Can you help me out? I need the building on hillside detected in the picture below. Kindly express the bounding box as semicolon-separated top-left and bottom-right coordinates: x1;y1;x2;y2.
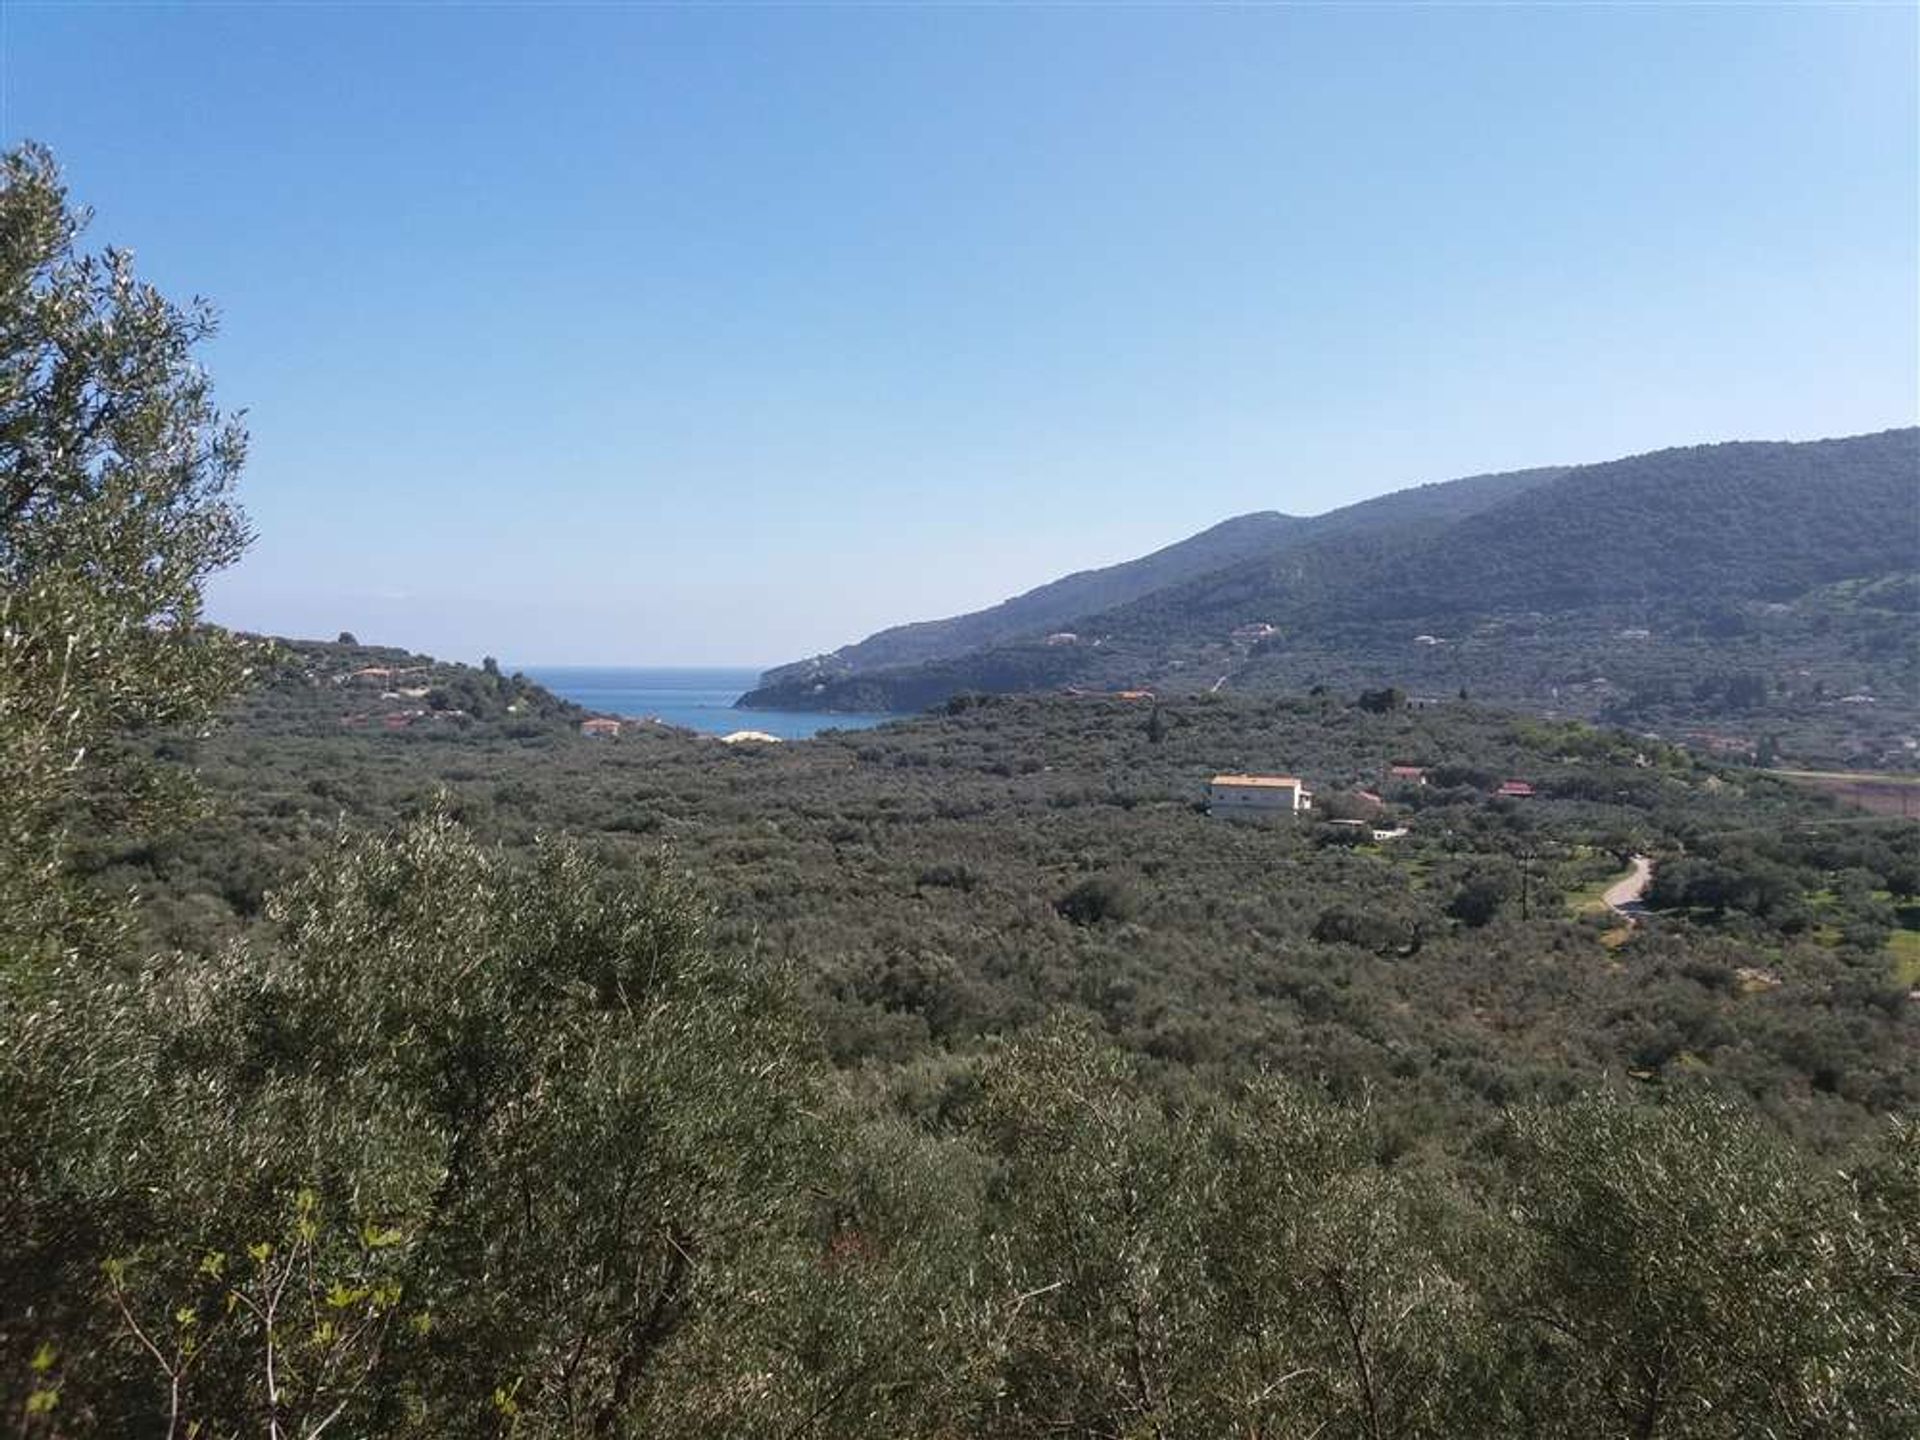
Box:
1232;622;1276;640
1386;764;1429;785
580;718;623;738
1112;689;1155;701
1209;773;1313;816
1495;779;1536;798
1045;632;1080;646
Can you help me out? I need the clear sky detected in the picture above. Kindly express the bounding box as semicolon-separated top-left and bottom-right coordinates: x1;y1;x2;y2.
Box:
5;3;1915;666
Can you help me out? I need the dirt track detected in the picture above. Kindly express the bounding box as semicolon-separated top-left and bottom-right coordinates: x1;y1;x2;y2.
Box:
1603;855;1653;919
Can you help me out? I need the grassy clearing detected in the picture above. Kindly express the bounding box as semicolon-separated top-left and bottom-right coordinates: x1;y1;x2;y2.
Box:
1888;928;1920;988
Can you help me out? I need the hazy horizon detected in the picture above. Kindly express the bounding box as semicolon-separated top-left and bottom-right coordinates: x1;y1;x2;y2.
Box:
7;4;1915;665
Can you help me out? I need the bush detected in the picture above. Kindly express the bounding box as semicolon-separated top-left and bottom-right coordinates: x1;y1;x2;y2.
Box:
1056;875;1139;927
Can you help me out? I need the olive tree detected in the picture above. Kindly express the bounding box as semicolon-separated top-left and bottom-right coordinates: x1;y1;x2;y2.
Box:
1498;1095;1918;1436
0;140;250;964
22;818;844;1437
1;141;251;1431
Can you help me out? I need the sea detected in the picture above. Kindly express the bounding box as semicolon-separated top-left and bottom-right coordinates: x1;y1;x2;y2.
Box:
522;666;901;741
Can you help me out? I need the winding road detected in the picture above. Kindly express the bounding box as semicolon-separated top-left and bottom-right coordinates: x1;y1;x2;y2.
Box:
1603;855;1654;922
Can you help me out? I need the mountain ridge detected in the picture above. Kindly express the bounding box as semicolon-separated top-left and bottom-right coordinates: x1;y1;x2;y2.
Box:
742;428;1920;768
758;509;1304;688
756;460;1569;693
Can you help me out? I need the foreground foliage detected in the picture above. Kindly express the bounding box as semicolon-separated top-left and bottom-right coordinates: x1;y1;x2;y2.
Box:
11;886;1918;1435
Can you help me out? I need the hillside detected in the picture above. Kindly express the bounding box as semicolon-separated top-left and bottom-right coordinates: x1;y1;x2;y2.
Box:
755;464;1573;694
758;510;1303;688
111;654;1920;1142
743;430;1920;768
1109;429;1919;635
228;635;586;736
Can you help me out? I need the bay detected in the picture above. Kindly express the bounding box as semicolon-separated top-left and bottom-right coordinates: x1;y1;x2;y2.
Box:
523;666;901;740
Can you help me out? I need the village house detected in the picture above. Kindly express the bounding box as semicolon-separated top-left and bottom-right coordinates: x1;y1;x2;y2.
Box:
580;718;623;738
1496;779;1536;798
1045;632;1079;646
1209;773;1313;816
1231;622;1276;640
1386;764;1429;785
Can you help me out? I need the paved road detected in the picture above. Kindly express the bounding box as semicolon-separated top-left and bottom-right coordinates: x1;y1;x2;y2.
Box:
1604;855;1654;921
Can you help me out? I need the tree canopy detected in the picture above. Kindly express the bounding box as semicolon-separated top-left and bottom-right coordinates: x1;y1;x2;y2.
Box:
0;141;250;965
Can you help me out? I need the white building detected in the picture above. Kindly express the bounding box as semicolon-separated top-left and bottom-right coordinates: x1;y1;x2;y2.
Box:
1209;773;1313;816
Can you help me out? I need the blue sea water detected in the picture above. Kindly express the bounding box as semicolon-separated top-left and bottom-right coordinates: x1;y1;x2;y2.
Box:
523;666;900;741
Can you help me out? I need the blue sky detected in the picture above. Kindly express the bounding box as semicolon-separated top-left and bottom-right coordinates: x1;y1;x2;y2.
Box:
5;3;1915;666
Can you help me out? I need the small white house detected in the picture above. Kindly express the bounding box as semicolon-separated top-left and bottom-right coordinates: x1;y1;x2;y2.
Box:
1209;773;1313;816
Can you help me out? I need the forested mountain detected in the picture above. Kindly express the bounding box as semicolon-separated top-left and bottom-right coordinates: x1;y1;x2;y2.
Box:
1109;429;1918;633
744;431;1920;769
757;463;1565;693
759;510;1302;686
